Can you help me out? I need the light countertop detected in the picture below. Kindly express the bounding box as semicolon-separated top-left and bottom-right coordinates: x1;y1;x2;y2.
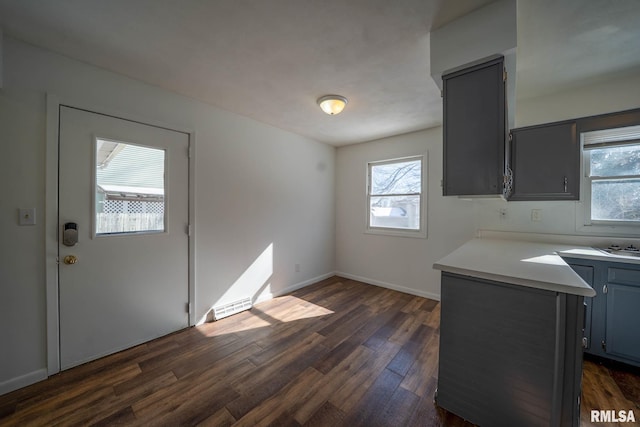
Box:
557;247;640;265
433;238;597;297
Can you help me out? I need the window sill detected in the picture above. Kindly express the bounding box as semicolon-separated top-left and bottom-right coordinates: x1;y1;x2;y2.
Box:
365;227;427;239
575;201;640;237
576;223;640;237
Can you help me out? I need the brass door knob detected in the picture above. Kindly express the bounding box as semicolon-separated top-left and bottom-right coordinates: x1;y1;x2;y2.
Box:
63;255;78;265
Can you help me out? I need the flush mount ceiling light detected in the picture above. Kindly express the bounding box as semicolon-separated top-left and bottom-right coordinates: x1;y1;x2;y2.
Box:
317;95;348;115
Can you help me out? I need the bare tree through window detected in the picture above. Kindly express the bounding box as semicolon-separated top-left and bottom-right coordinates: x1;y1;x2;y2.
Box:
589;143;640;222
368;157;422;231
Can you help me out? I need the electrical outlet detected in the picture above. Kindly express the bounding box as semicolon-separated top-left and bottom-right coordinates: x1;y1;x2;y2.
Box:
531;209;542;222
499;208;507;220
295;263;300;272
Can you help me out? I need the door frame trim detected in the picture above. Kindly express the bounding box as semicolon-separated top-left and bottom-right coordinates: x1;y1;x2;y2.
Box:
45;94;196;375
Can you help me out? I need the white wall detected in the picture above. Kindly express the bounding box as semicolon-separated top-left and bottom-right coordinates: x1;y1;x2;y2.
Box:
430;0;516;88
514;71;640;128
0;37;335;393
475;72;640;237
335;128;477;300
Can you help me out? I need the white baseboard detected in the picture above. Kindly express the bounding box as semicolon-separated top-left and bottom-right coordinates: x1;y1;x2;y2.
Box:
335;271;441;301
254;271;337;304
0;368;47;396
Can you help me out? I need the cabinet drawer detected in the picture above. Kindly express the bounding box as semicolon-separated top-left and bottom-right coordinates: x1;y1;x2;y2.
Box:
608;267;640;286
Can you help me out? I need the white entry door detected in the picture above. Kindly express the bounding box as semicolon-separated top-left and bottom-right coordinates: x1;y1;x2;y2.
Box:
58;106;190;370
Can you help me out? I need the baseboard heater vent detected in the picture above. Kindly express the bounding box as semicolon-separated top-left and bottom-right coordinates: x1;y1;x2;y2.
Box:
213;297;253;320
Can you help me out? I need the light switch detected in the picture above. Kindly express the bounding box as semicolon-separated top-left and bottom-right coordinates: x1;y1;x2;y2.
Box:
19;208;36;225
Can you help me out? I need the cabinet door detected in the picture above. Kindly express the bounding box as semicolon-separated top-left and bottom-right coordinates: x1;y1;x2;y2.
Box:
443;55;505;196
605;283;640;362
507;121;579;200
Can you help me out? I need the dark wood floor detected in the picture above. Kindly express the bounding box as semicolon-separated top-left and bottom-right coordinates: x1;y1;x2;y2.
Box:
0;276;638;426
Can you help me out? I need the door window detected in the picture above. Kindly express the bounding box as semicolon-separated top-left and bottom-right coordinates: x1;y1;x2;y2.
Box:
95;139;166;235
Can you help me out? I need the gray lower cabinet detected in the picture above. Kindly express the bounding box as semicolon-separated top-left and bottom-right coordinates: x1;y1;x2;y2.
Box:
507;120;579;201
437;272;584;427
564;258;640;367
606;283;640;360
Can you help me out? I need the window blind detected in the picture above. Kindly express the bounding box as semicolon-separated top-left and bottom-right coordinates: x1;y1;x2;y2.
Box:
583;124;640;150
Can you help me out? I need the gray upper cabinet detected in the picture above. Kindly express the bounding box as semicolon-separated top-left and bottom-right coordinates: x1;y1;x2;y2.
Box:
442;55;505;196
506;120;579;201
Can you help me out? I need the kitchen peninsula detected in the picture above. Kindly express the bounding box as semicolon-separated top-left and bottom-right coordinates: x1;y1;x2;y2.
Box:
433;238;596;427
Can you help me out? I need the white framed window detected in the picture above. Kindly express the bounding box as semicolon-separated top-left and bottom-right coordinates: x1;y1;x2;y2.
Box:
578;124;640;234
366;155;427;238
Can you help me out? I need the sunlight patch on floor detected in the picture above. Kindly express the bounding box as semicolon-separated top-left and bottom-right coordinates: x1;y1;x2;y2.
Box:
256;295;334;322
198;295;334;336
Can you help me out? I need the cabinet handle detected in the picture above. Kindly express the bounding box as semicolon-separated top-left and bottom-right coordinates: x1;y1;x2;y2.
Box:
564;176;568;193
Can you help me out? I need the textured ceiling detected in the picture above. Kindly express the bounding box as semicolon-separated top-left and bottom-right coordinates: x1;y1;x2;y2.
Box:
0;0;638;146
0;0;495;145
516;0;640;99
